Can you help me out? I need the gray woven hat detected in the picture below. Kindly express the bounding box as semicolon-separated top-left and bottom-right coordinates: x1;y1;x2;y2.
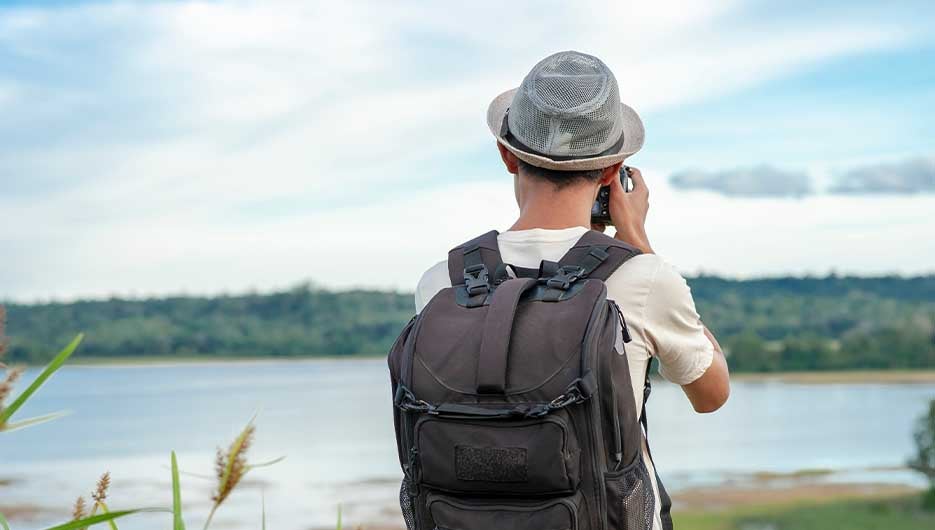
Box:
487;50;644;171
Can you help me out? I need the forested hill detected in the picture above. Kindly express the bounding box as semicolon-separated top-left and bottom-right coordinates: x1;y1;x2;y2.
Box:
3;276;934;372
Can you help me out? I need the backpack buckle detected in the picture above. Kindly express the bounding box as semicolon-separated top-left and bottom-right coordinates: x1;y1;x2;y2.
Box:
394;385;435;413
463;263;490;296
546;265;585;290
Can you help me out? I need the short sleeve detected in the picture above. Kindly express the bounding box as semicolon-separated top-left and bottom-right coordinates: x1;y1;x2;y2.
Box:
642;262;714;385
415;260;451;313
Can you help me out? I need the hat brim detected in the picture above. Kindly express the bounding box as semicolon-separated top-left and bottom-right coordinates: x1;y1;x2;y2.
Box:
486;87;645;171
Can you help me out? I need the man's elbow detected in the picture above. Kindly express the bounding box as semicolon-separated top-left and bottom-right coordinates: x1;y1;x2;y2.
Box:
691;383;730;413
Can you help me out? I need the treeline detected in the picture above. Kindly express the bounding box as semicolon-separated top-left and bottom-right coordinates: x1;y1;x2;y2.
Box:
689;275;935;371
3;276;934;372
2;285;413;362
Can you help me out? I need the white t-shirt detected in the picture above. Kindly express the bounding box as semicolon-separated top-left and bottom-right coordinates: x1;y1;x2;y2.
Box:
415;226;715;530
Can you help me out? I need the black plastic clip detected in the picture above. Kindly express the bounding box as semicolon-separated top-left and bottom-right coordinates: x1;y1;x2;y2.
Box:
394;385;434;413
546;265;585;290
463;263;490;296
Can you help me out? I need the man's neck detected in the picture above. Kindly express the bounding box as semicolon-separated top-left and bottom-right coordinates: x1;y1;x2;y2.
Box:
509;185;593;232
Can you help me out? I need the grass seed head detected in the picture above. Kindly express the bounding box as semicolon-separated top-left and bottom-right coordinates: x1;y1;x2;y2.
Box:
212;423;256;505
72;496;87;521
92;471;111;503
0;366;24;408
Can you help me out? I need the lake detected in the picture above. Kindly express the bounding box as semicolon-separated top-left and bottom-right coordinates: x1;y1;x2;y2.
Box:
1;359;933;529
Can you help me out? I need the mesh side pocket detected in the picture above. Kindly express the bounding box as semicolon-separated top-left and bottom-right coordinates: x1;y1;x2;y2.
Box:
604;456;655;530
399;477;417;530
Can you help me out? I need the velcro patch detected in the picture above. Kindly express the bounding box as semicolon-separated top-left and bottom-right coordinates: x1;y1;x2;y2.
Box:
455;445;527;482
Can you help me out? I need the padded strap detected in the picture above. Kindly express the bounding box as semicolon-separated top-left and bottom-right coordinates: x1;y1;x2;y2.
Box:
447;230;502;286
557;229;641;281
476;277;538;394
538;259;560;279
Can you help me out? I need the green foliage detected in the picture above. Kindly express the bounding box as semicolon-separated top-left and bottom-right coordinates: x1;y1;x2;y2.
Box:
691;275;935;372
924;488;935;512
171;451;186;530
0;334;83;431
908;398;935;506
676;495;935;530
4;286;411;363
3;277;935;372
44;509;169;530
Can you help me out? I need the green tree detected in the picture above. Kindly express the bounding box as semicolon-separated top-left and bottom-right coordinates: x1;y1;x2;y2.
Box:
908;398;935;510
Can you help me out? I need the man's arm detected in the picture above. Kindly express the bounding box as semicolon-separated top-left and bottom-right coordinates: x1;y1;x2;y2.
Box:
682;326;730;413
606;166;730;413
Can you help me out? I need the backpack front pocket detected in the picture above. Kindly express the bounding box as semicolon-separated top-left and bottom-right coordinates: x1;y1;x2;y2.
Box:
427;491;584;530
414;410;580;495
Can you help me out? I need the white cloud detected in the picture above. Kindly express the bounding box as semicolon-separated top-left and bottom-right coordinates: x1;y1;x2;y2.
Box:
0;0;930;300
831;157;935;194
670;165;812;197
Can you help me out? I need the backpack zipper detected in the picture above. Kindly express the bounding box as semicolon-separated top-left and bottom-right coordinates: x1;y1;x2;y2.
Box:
607;301;626;470
426;492;580;530
398;312;429;529
609;299;631;346
581;289;609;530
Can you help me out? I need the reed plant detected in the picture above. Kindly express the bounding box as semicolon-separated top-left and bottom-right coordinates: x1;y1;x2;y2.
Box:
69;473;122;530
0;306;339;530
0;331;83;433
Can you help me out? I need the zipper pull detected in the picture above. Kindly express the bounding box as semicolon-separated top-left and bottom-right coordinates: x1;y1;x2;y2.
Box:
612;300;632;342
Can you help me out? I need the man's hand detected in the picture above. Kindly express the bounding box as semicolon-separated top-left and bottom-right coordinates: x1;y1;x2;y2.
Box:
609;166;654;254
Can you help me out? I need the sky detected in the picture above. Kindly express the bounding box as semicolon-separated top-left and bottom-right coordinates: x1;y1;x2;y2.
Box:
1;0;934;302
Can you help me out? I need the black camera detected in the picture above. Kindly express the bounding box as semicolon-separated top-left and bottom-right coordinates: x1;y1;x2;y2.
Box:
590;166;633;225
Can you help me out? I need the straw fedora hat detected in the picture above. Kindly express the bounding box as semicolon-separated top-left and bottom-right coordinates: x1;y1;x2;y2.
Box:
487;51;644;172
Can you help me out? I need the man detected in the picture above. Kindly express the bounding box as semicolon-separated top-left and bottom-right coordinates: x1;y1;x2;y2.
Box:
413;51;730;529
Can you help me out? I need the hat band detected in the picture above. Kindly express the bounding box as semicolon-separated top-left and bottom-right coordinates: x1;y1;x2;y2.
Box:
501;110;626;163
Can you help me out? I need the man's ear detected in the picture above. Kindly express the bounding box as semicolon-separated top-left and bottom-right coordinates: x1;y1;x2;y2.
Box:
497;142;520;175
599;162;623;186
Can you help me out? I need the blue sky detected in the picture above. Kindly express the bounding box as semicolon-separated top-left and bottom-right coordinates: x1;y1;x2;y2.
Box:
1;0;933;301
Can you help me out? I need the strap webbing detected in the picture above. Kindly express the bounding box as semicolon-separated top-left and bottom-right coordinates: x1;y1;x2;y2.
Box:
476;277;538;394
641;358;674;530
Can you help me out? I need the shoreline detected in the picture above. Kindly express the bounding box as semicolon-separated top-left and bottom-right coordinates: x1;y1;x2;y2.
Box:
3;467;925;528
34;357;935;384
37;354;387;368
732;370;935;384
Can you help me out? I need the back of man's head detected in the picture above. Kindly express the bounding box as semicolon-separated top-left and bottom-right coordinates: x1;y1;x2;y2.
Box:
516;159;606;191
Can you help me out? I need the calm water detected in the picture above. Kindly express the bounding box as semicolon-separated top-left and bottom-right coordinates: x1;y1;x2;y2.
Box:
1;360;932;529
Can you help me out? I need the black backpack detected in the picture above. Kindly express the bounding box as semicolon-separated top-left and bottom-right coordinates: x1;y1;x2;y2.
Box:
388;229;673;530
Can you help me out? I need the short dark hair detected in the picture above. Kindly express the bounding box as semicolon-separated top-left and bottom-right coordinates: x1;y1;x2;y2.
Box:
517;159;604;190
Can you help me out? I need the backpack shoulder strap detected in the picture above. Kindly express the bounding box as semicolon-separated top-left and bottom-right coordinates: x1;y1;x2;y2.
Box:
447;230;503;285
447;230;504;307
556;229;641;282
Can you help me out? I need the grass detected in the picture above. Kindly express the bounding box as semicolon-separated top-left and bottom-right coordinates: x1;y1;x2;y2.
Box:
0;334;82;431
171;452;185;530
676;495;935;530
